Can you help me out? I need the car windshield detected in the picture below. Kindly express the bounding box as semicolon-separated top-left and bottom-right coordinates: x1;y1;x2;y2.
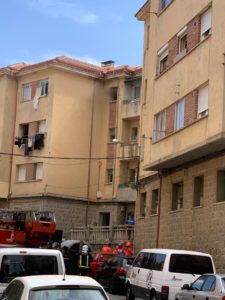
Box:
29;288;107;300
0;255;58;283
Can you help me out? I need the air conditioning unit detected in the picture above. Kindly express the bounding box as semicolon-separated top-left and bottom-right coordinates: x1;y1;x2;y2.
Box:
96;191;102;199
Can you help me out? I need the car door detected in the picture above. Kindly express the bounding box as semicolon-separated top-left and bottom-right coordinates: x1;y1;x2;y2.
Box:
179;275;208;300
129;252;145;297
196;275;218;300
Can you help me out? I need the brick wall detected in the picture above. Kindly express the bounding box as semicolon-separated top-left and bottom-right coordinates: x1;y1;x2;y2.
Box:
168;35;179;67
187;15;201;51
165;105;175;135
184;90;198;126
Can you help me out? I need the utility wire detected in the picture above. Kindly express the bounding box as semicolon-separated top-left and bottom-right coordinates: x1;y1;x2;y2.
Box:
0;151;139;161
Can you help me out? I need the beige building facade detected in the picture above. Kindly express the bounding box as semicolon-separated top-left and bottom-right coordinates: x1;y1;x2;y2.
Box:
136;0;225;271
0;57;141;238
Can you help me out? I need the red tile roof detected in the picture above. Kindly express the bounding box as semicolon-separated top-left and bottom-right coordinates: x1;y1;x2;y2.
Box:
0;56;142;78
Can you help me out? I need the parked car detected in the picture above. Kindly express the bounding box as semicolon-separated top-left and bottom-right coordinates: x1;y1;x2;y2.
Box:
0;274;109;300
175;274;225;300
90;253;134;294
0;248;65;296
126;248;216;300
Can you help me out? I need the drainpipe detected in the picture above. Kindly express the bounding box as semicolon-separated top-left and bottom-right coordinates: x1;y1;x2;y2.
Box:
85;80;96;226
156;172;162;248
7;76;18;209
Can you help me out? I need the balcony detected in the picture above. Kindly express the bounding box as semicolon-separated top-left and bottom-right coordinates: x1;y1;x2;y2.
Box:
117;182;137;202
70;225;134;245
119;143;139;160
122;99;140;119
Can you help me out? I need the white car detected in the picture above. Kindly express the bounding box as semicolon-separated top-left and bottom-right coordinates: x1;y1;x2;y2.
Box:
0;275;110;300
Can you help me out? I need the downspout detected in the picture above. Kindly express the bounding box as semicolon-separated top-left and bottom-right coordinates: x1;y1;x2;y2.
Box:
85;80;96;226
7;76;18;208
156;172;162;248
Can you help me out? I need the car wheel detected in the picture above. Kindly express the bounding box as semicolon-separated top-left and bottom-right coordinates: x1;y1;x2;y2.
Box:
109;278;116;294
126;284;135;300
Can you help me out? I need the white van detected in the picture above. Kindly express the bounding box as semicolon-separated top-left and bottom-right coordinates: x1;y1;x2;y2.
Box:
126;248;215;300
0;247;65;295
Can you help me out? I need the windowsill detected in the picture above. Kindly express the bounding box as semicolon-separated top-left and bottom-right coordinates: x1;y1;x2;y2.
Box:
214;201;225;206
152;114;208;144
104;183;113;186
138;216;145;220
15;179;42;183
21;95;48;103
192;205;203;209
150;213;158;217
170;209;183;214
155;34;211;80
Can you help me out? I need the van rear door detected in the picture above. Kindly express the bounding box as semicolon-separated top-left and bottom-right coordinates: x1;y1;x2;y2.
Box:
166;253;215;300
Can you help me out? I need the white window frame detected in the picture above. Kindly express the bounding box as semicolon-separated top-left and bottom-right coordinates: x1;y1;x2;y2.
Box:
106;169;113;184
40;79;48;97
157;44;168;74
177;26;187;53
36;163;43;180
22;84;32;101
198;84;209;118
18;165;26;182
175;99;185;130
201;7;212;40
154;111;166;141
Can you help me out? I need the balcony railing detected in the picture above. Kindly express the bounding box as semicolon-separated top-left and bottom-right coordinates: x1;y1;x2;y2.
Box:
118;183;137;202
70;225;134;244
119;143;139;159
122;99;140;118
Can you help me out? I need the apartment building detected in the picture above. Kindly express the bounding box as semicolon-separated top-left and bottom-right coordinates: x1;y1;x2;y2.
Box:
136;0;225;270
0;57;141;237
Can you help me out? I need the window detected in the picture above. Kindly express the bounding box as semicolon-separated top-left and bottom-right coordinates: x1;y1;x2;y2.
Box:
217;170;225;202
22;84;32;101
151;189;159;214
40;79;48;96
0;280;24;300
134;86;141;100
147;253;166;271
178;27;188;53
99;212;110;226
38;120;46;133
131;127;138;142
202;276;216;291
17;163;43;182
201;8;212;40
140;192;146;217
160;0;172;11
129;169;136;183
106;169;113;184
154;111;165;140
144;79;148;103
146;25;150;50
169;254;214;274
175;99;185;130
110;87;118;101
158;44;168;74
198;84;209;118
194;176;204;207
172;182;183;211
109;128;116;142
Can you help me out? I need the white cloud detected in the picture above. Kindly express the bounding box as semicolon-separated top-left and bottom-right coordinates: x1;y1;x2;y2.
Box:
28;0;100;24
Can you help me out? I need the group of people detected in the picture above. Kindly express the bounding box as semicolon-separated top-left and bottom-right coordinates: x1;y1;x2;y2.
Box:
101;241;133;256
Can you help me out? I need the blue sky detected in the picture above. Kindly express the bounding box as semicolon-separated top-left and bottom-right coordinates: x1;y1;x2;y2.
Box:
0;0;145;68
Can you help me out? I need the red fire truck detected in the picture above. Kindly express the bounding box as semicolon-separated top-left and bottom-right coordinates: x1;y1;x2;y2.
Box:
0;210;61;247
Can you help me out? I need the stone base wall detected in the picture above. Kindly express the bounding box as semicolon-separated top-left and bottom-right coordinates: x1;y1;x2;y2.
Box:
135;154;225;272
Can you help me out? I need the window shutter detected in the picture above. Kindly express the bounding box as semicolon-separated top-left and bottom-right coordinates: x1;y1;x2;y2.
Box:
201;8;212;38
36;163;43;180
38;120;46;133
198;85;209;115
176;99;185;129
18;165;26;181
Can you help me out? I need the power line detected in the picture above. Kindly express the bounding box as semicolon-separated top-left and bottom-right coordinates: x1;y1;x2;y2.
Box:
0;151;139;161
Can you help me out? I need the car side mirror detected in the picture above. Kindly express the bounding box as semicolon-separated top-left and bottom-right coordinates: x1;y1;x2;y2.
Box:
181;284;190;290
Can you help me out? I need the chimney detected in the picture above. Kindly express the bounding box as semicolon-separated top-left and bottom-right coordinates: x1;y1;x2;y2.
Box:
101;60;115;68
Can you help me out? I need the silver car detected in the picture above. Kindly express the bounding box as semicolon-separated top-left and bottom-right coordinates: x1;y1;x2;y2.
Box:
175;274;225;300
